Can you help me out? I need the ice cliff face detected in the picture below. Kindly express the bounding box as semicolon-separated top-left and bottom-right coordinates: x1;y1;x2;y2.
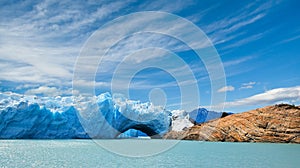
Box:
0;92;171;139
0;93;87;139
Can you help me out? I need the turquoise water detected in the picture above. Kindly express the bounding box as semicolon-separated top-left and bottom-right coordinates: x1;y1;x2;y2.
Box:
0;140;299;167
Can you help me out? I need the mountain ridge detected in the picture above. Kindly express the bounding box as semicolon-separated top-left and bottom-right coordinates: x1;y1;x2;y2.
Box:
188;107;232;124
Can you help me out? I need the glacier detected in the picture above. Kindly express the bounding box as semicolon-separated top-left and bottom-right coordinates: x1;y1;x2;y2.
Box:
0;92;229;139
0;92;172;139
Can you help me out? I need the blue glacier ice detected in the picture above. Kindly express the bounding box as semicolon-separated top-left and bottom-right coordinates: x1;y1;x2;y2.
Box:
0;92;171;139
78;92;172;138
0;92;229;139
0;93;88;139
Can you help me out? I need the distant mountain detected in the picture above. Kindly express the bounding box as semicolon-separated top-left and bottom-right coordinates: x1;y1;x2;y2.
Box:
189;108;233;124
164;104;300;143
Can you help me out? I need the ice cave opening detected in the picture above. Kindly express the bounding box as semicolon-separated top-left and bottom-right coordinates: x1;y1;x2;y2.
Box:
116;124;162;139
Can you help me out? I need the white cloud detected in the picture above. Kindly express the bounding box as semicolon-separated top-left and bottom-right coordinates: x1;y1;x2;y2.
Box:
240;82;256;89
218;86;235;93
0;0;133;87
215;86;300;109
25;86;72;96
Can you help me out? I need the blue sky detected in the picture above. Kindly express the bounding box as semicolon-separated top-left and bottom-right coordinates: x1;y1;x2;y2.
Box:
0;0;299;112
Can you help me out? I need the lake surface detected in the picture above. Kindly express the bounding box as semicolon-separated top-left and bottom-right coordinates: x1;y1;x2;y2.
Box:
0;140;299;167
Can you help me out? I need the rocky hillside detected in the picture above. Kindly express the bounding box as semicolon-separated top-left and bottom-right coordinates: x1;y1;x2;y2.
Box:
164;104;300;143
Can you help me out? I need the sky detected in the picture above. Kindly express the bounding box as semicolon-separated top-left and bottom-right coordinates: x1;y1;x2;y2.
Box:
0;0;299;112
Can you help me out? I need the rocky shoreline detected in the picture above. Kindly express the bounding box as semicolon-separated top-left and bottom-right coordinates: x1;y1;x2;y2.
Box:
164;104;300;143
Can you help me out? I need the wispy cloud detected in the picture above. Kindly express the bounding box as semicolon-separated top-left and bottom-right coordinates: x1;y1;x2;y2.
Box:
138;0;195;13
221;32;264;50
186;4;221;23
277;34;300;45
204;1;279;47
223;55;254;67
240;82;256;89
218;85;235;93
222;14;265;33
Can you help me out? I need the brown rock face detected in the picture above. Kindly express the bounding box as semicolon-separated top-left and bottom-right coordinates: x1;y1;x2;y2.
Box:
164;104;300;143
